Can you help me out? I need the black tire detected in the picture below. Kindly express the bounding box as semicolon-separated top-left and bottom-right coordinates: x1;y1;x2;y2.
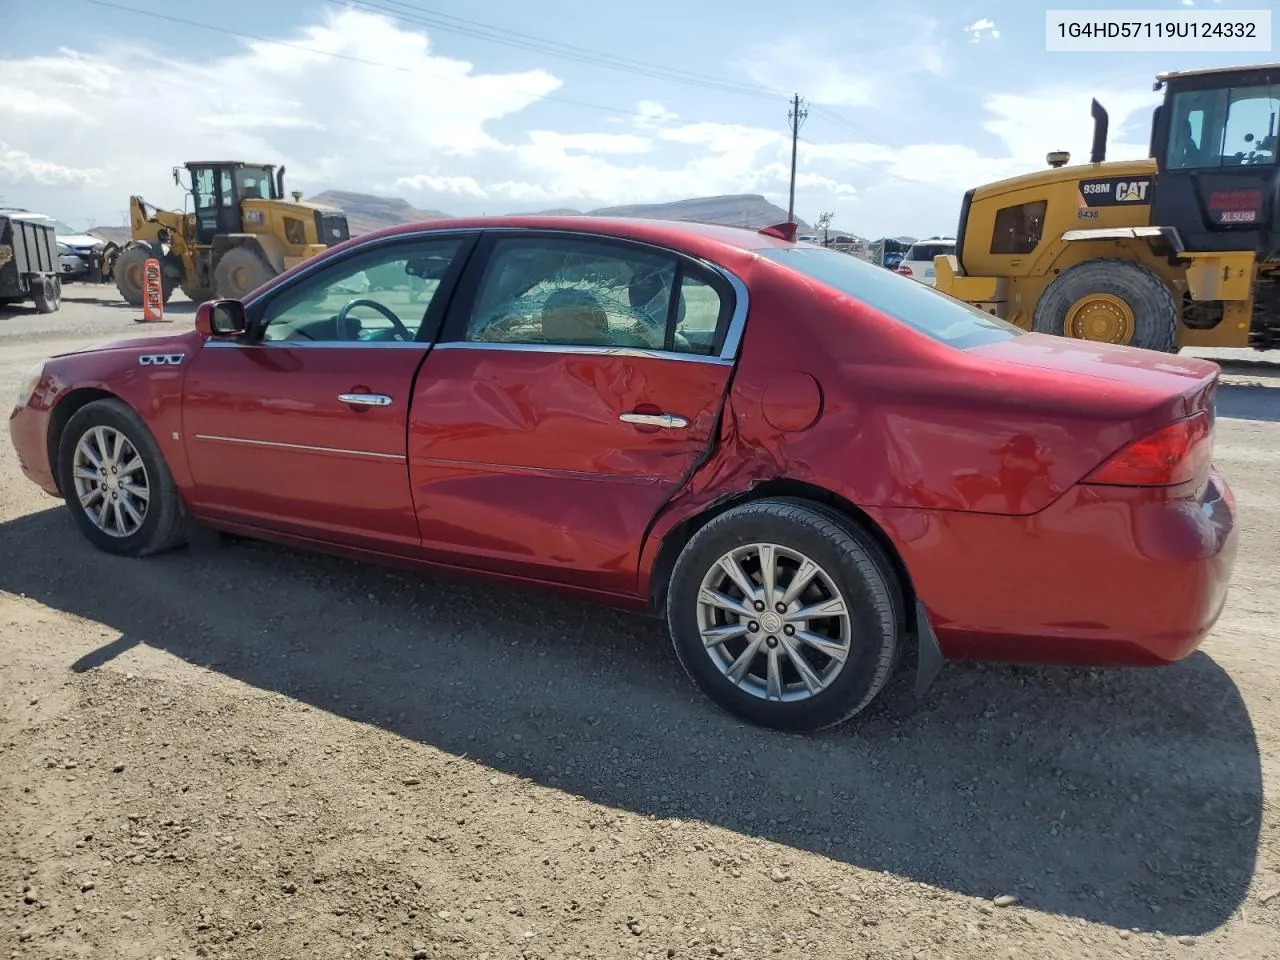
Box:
99;241;119;283
665;498;904;732
56;399;187;558
214;247;275;299
1033;258;1177;353
179;279;216;303
32;276;61;313
114;245;177;306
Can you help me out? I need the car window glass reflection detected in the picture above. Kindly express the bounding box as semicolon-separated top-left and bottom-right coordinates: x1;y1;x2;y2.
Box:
260;240;462;343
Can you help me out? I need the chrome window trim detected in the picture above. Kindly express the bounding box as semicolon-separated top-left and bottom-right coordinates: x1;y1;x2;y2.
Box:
240;225;751;362
430;341;732;365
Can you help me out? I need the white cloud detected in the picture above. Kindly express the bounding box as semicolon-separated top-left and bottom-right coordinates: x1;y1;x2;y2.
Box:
0;8;1162;239
394;174;490;198
0;9;560;220
965;18;1001;42
733;21;948;108
0;142;101;185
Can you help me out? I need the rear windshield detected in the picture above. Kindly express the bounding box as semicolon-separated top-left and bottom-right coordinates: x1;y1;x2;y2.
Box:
759;246;1023;350
908;243;953;261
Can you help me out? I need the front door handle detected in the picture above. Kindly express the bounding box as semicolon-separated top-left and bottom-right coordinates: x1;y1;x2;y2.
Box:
619;411;688;429
338;393;393;407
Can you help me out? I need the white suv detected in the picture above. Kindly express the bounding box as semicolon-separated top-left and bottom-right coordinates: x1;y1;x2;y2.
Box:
896;237;956;286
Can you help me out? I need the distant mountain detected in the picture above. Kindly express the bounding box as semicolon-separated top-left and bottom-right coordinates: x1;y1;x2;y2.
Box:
590;194;809;231
87;226;130;246
87;192;815;245
305;190;451;236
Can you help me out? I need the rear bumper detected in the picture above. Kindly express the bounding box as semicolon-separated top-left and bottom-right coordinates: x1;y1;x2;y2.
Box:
9;403;59;497
871;469;1238;666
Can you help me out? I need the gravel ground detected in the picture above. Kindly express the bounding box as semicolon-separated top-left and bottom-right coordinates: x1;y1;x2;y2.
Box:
2;288;1279;960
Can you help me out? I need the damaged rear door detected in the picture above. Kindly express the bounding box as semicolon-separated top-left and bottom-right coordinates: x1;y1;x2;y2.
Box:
407;230;741;595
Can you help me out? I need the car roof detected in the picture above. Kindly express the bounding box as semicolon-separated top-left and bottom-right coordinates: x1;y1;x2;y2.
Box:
351;215;801;256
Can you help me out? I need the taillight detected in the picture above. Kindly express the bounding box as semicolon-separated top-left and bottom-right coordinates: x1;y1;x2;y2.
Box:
896;264;912;275
1084;412;1212;487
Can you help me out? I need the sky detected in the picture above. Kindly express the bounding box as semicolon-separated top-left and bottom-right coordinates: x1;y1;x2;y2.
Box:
0;0;1263;239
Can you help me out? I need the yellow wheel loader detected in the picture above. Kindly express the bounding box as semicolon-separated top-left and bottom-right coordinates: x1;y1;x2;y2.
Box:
107;162;351;306
934;63;1279;352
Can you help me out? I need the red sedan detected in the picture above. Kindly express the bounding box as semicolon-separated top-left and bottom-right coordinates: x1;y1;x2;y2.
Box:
9;216;1237;731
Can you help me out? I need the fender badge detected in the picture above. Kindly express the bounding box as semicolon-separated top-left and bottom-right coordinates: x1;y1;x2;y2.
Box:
138;354;185;366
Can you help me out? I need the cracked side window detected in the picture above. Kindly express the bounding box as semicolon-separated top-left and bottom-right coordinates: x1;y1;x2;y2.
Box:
466;237;677;349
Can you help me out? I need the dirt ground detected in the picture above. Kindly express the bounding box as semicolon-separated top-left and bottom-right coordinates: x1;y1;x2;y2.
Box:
2;287;1278;960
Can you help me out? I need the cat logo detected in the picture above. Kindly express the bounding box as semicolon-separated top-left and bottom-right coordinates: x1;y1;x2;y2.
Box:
1115;181;1149;202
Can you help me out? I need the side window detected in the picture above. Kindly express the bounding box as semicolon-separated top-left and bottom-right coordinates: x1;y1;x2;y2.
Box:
466;237;677;349
193;170;216;212
259;238;463;343
673;263;728;356
1222;85;1278;166
219;171;235;208
990;201;1046;255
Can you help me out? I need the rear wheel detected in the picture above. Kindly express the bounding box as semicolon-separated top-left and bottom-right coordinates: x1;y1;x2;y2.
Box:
1033;258;1178;353
665;499;903;732
56;399;187;557
213;247;274;299
32;276;61;313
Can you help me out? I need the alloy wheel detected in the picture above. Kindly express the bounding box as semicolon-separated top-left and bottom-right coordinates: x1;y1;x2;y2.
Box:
71;426;150;538
696;542;852;702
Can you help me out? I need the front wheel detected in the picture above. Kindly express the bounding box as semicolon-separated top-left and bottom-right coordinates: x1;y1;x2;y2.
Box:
56;399;188;557
665;499;904;732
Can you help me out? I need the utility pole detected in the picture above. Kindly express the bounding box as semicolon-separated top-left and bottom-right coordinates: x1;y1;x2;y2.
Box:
787;93;807;224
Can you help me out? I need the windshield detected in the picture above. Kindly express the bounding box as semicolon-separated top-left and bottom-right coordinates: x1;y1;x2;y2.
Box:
1166;82;1278;169
759;246;1023;350
234;166;275;200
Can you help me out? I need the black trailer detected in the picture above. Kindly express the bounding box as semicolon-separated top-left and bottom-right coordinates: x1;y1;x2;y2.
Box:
0;215;62;312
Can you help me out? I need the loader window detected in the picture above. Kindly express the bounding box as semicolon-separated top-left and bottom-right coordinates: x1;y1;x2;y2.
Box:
990;201;1046;255
193;169;217;211
1167;84;1278;169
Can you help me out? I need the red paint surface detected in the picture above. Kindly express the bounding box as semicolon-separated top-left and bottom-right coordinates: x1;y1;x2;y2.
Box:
8;214;1239;670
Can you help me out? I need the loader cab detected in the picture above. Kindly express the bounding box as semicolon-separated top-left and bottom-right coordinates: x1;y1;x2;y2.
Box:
181;162;283;245
1149;64;1280;256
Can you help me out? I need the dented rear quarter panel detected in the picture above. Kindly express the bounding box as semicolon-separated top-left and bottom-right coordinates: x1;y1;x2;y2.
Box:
637;253;1220;601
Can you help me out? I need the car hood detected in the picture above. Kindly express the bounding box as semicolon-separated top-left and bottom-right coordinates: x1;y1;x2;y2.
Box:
53;331;201;359
59;233;102;247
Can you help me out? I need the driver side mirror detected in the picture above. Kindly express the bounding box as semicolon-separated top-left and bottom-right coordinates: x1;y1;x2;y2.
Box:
195;299;248;339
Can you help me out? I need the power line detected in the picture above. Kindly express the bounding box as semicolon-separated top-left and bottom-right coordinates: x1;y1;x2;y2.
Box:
339;0;930;160
341;0;791;102
71;0;764;129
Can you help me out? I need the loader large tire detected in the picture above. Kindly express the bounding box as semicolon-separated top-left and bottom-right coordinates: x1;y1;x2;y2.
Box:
1033;258;1178;353
114;245;176;307
179;279;216;304
213;247;275;300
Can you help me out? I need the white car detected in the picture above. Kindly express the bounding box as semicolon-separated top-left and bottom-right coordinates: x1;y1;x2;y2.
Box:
0;209;106;282
896;237;956;286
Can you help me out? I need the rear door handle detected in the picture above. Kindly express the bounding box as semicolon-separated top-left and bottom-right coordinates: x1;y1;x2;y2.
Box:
338;393;393;407
619;411;688;428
